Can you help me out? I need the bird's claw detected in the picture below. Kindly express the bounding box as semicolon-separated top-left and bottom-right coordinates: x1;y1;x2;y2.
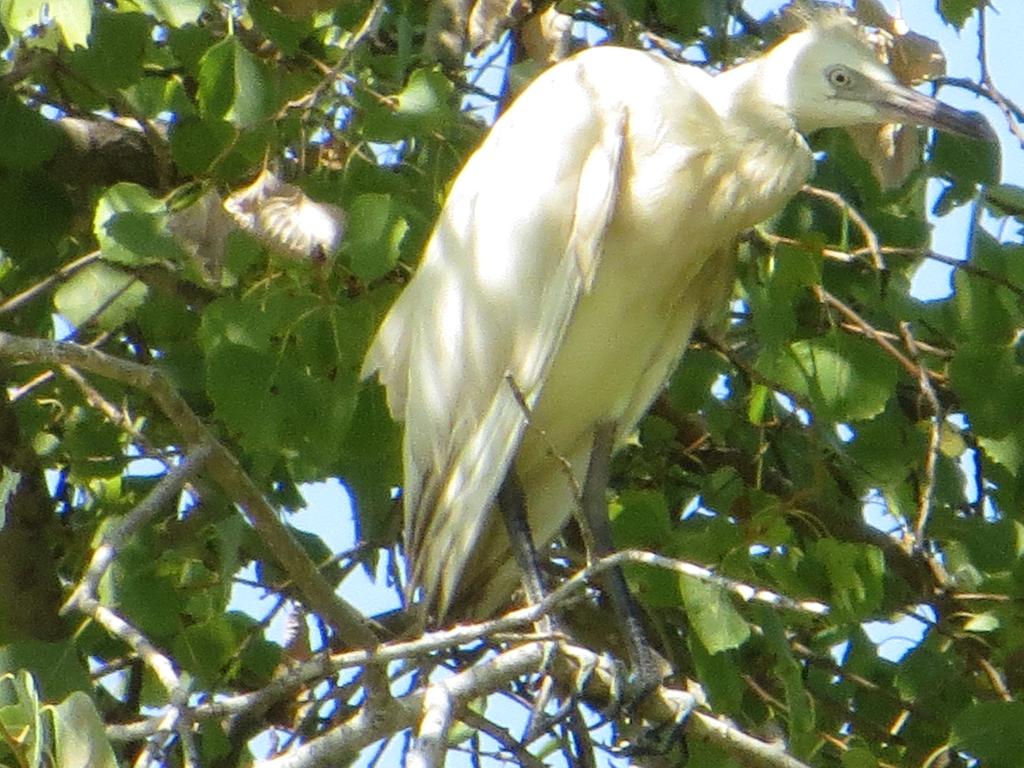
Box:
612;687;696;759
599;646;665;721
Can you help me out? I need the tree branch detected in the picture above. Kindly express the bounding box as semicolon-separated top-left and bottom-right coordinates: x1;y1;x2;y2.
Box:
62;441;214;615
0;331;381;649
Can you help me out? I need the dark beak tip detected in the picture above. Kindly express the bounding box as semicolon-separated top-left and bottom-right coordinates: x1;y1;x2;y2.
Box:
961;110;998;143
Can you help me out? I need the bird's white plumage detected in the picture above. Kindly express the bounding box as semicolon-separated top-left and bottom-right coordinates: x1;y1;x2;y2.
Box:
361;12;982;620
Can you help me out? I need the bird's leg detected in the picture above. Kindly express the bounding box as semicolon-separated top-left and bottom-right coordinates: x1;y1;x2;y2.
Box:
497;470;563;738
580;422;664;697
497;470;548;608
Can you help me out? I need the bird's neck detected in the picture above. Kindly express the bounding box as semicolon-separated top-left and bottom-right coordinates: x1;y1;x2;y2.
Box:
711;59;798;139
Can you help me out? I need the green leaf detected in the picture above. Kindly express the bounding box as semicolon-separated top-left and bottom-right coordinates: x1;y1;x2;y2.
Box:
359;68;457;142
952;701;1024;768
979;427;1024;476
949;344;1024;439
199;720;233;765
395;68;454;126
684;738;742;768
172;619;236;686
756;331;897;422
0;0;44;36
93;183;187;266
747;243;821;348
169;117;236;175
896;644;970;719
63;405;123;478
200;297;271;353
48;0;91;48
667;349;725;412
0;170;72;253
50;692;117;768
53;261;148;331
931;129;1001;214
762;613;816;758
197;38;236;119
343;193;409;282
67;11;148;90
654;0;707;39
0;644;90;701
847;405;926;486
340;385;401;546
0;670;46;767
951;517;1024;572
610;489;672;548
129;0;207;25
678;575;750;654
950;259;1016;345
985;183;1024;219
747;383;771;425
0;90;60;170
1;0;91;47
687;633;744;713
248;0;307;55
100;557;185;640
810;539;884;621
962;612;999;632
198;37;274;128
205;342;278;450
938;0;978;27
840;745;878;768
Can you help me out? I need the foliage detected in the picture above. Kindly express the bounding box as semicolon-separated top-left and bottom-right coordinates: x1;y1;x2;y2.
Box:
0;0;1019;766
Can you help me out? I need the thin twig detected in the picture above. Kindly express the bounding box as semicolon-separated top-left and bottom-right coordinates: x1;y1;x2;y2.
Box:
881;246;1024;300
61;364;148;441
83;601;180;692
458;711;547;768
898;323;943;548
0;251;101;315
755;234;1024;300
566;707;597;768
814;286;936;382
977;656;1013;702
838;322;951;359
256;636;808;768
62;442;215;615
109;548;826;745
8;332;111;402
976;6;1024;147
286;0;387;119
802;186;884;270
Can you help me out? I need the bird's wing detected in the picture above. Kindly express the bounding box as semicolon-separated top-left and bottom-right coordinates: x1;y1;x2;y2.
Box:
361;58;629;618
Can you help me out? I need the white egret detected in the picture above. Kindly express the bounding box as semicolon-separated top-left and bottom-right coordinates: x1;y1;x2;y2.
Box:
361;9;988;634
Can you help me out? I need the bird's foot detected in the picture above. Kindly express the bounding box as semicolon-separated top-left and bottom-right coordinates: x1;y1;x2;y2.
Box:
598;642;668;722
613;717;691;761
611;678;697;760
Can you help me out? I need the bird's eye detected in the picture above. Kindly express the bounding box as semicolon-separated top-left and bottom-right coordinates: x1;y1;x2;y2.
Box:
827;66;854;88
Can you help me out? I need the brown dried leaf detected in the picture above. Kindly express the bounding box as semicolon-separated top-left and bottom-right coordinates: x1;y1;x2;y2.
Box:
850;0;947;187
520;5;573;64
847;123;924;190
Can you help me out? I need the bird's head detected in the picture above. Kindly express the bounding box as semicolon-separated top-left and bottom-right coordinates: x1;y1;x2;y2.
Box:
759;9;991;140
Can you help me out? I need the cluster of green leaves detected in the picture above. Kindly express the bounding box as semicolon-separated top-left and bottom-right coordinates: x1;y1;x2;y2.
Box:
0;671;117;768
0;0;1019;766
0;0;474;763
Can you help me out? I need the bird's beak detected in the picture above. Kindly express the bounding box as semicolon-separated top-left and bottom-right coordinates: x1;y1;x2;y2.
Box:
871;81;995;141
